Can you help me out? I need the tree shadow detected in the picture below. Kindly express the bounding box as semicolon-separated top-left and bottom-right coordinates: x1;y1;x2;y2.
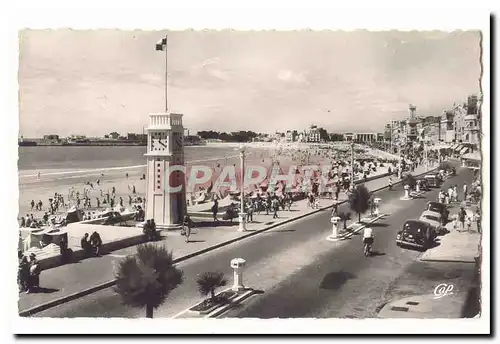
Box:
319;271;356;290
32;287;59;294
370;223;389;228
370;251;386;257
265;229;296;233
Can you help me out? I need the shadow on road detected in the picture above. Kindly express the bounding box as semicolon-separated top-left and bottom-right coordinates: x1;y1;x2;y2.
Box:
320;271;356;290
186;240;206;243
265;229;296;233
370;251;386;257
30;287;59;294
370;223;389;228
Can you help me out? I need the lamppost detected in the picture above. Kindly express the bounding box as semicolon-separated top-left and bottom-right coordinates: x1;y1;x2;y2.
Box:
350;142;355;190
238;144;247;232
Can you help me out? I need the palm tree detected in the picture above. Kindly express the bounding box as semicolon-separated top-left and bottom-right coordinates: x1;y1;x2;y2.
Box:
348;185;370;223
114;243;183;318
196;271;228;301
404;173;417;190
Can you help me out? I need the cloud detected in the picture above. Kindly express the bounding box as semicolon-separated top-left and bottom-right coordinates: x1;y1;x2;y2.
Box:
18;30;481;137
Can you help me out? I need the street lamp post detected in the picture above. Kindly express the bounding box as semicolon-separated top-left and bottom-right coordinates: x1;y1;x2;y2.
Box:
238;144;247;232
350;142;355;190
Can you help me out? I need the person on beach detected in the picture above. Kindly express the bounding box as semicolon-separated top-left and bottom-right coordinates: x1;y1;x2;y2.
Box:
30;200;35;211
96;198;101;209
132;185;136;195
37;172;40;179
463;183;468;201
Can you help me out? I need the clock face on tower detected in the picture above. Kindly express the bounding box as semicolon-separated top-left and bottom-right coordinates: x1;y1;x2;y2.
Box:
150;131;169;152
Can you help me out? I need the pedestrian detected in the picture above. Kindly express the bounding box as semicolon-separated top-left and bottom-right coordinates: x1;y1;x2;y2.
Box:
474;209;481;233
18;256;30;292
247;200;254;223
331;201;338;216
463;183;468;201
466;216;472;232
388;177;393;191
211;199;219;225
272;198;279;219
27;253;40;293
458;207;466;231
182;215;191;243
30;200;35;211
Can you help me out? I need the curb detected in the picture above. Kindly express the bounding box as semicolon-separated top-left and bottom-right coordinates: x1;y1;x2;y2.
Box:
419;258;476;264
18;165;440;317
18;280;116;317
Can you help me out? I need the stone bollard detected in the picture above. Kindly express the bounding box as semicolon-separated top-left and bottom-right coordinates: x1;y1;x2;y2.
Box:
374;198;381;216
416;183;420;193
330;216;341;239
230;258;246;291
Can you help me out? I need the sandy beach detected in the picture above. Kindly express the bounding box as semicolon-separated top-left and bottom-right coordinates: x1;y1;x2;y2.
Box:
18;142;395;219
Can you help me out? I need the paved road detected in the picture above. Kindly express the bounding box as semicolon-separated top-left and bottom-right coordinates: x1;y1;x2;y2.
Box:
222;166;475;318
35;164;470;318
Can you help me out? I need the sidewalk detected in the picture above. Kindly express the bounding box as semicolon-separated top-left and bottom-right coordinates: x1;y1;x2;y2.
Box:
420;206;480;263
19;162;438;315
379;201;481;319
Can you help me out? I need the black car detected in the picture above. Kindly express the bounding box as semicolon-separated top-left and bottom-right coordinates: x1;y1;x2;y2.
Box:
396;220;436;250
426;201;449;224
424;174;442;188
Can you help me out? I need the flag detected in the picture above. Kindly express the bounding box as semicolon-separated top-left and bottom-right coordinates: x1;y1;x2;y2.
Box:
155;36;167;51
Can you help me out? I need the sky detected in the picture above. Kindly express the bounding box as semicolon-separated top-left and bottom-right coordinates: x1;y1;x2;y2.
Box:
18;30;482;137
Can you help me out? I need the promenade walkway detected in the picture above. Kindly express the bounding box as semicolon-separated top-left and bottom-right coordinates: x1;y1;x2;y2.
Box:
18;162;438;315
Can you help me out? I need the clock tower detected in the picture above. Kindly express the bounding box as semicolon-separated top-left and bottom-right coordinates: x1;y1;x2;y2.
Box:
145;112;186;229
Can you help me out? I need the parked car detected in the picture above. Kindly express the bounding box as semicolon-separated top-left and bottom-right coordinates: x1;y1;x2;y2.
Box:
424;174;442;188
416;179;431;191
426;201;449;224
419;210;445;235
396;220;436;250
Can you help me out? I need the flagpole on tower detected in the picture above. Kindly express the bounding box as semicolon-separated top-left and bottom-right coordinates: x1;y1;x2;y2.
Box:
156;35;168;112
164;35;168;112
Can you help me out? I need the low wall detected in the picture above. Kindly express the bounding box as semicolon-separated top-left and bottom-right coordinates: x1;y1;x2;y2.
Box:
37;233;146;270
